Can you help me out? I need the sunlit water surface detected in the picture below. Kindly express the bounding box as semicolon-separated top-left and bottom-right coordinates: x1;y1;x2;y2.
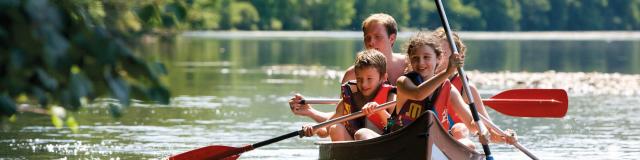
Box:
2;33;640;159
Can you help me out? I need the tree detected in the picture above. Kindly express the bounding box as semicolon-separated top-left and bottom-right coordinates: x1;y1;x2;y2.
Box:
519;0;551;30
351;0;410;30
0;1;174;119
408;0;437;29
474;0;521;31
308;0;356;30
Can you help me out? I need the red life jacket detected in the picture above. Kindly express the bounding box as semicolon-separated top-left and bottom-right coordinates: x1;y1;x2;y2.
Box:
341;81;394;135
450;73;464;95
436;74;465;131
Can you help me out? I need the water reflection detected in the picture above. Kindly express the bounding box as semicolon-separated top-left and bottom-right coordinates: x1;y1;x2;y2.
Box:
1;36;639;159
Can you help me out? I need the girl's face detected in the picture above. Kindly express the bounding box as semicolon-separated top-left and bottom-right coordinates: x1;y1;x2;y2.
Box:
410;46;439;79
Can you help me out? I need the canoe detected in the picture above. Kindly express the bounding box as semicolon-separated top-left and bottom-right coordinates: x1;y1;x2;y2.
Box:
316;111;484;160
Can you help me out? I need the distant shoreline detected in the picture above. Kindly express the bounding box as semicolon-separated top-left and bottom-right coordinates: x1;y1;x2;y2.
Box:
183;31;640;41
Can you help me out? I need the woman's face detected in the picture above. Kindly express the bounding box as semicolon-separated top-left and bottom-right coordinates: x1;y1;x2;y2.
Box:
410;46;439;79
437;39;451;73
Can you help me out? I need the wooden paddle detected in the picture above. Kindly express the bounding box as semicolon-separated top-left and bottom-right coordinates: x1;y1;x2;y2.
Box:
302;89;568;118
168;101;397;160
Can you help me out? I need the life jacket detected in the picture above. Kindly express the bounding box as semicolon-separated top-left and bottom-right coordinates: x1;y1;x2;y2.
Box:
450;73;464;95
384;72;463;133
383;72;433;133
341;80;394;135
436;74;465;131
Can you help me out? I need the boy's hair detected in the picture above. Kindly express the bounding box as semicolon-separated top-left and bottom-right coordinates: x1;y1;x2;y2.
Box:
433;27;466;54
404;31;443;58
354;49;387;77
362;13;398;37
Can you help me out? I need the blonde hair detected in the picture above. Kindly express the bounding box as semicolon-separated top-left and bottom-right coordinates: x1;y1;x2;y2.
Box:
354;49;387;77
362;13;398;37
433;27;466;54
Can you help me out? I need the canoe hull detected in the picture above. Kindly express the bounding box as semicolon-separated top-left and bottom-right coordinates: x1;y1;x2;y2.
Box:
318;111;484;160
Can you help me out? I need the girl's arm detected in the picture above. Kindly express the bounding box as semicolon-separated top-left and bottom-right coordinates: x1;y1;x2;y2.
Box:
396;53;462;100
396;70;451;100
448;85;484;134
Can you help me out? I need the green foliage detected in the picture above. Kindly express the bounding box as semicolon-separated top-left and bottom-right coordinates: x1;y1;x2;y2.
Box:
0;0;173;117
351;0;410;29
308;0;356;30
473;0;521;31
229;2;260;30
203;0;640;31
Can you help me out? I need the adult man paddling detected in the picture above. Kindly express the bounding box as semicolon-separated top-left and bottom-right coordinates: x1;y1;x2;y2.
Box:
290;13;406;124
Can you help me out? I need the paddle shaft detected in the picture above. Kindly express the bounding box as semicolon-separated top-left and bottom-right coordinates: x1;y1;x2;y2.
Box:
478;115;539;159
302;98;560;106
433;0;493;159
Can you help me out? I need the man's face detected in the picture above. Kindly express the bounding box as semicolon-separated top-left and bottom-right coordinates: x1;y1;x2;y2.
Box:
364;23;395;55
355;67;384;97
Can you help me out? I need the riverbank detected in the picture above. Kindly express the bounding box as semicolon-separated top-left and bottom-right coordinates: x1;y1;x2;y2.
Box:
183;31;640;41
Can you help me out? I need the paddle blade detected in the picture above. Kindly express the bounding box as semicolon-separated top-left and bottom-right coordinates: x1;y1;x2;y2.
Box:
483;89;568;118
169;145;242;160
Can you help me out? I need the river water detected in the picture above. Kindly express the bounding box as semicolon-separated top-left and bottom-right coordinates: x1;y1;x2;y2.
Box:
1;32;639;159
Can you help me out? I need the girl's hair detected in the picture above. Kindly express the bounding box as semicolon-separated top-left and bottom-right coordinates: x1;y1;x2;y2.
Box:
403;31;443;73
432;27;466;54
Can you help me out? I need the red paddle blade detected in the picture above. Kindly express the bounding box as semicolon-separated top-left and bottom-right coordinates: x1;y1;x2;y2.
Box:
483;89;568;118
169;145;242;160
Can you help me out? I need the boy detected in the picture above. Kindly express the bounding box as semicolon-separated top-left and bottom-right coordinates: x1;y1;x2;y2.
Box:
289;13;406;126
297;49;395;141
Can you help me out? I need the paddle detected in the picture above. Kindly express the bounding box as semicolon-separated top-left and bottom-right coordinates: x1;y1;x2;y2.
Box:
479;114;539;160
433;0;493;159
301;89;568;118
481;89;567;118
168;101;398;160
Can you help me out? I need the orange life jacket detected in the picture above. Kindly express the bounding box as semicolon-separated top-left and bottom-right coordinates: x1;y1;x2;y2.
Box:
341;81;394;135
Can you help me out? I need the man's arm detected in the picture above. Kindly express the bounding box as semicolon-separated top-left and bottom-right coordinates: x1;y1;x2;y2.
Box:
289;94;334;123
341;66;356;84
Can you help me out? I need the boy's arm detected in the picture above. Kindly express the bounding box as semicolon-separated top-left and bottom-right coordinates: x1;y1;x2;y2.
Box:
314;100;347;137
289;94;334;123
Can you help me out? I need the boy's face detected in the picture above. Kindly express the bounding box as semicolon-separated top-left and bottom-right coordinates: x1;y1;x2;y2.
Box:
410;46;438;78
364;23;395;55
355;67;386;97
